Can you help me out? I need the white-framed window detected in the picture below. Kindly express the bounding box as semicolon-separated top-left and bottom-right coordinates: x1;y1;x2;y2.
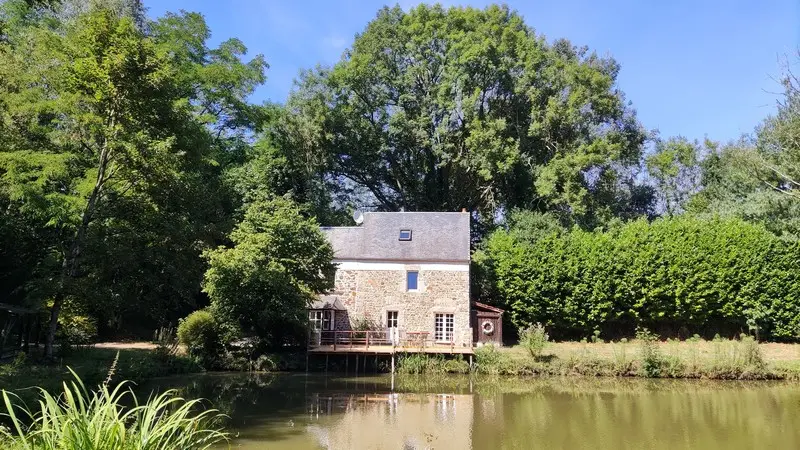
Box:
407;271;419;291
399;229;412;241
308;310;334;331
435;313;454;342
387;311;398;329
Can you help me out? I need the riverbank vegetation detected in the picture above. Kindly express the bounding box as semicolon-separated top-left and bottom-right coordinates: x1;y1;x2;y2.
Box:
394;336;800;380
2;0;800;380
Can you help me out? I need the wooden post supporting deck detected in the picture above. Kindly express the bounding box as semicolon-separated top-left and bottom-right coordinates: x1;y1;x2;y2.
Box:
391;353;395;374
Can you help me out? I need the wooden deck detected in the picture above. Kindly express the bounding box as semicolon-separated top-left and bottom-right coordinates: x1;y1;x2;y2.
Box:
308;344;473;355
308;330;474;355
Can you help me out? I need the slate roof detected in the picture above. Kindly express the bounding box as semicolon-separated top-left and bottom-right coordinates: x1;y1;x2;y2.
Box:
310;295;346;310
321;212;470;263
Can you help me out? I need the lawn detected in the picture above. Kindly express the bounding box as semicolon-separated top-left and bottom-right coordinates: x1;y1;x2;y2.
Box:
0;347;201;405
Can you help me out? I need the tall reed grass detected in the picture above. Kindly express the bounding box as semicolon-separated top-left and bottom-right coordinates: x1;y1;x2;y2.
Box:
0;369;228;450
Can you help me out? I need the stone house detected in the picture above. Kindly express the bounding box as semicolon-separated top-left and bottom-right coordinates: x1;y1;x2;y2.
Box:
309;211;472;348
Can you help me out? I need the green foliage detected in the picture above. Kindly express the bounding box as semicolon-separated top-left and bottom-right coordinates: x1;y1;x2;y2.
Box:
688;142;800;240
483;214;800;340
519;323;549;359
396;353;469;375
177;309;221;368
646;137;702;215
351;316;381;332
279;4;651;228
0;371;227;449
471;340;777;379
636;328;664;377
739;334;766;372
474;344;515;375
203;197;335;349
0;1;267;347
702;334;767;379
56;312;98;351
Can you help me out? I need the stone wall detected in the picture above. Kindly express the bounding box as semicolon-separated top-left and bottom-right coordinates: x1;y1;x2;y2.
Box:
331;263;471;347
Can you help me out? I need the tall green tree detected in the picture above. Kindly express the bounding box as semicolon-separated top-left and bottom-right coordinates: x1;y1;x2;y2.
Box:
0;2;266;355
688;53;800;239
752;53;800;199
279;4;650;228
203;197;335;348
645;136;702;215
687;141;800;239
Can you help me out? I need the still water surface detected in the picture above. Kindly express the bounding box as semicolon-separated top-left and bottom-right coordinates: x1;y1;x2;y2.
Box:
145;373;800;449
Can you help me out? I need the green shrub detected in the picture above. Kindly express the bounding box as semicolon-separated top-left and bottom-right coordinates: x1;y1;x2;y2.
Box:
705;334;768;379
740;334;766;371
0;353;27;378
397;354;440;374
610;341;634;375
474;344;515;375
395;354;469;375
56;313;97;352
519;323;549;359
443;356;470;374
0;371;227;449
637;328;663;377
351;316;381;339
177;309;221;368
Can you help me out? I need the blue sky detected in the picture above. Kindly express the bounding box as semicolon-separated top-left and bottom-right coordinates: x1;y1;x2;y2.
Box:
146;1;799;143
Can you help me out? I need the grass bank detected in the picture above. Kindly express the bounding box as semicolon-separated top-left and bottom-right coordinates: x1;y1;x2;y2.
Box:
0;347;201;405
399;337;800;380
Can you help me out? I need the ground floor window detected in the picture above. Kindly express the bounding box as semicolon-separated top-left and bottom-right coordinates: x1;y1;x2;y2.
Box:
309;310;334;331
387;311;398;329
435;313;454;342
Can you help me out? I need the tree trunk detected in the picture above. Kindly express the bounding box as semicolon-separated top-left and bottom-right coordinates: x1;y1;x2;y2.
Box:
43;146;111;359
43;292;64;358
43;106;115;360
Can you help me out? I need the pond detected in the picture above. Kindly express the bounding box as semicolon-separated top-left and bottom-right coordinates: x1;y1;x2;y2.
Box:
144;372;800;449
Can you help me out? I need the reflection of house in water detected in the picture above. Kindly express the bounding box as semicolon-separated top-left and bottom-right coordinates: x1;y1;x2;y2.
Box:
305;392;473;449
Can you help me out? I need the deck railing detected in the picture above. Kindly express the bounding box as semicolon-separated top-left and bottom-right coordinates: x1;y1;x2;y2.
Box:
308;329;455;351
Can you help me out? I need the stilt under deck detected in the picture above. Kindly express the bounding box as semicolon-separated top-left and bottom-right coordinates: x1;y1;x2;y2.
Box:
307;330;474;374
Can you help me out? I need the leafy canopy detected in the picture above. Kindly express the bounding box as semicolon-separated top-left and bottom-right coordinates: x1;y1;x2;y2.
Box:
279;4;650;228
0;0;267;339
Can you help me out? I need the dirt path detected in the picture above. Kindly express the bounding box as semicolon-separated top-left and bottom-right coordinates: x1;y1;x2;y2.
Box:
94;341;158;350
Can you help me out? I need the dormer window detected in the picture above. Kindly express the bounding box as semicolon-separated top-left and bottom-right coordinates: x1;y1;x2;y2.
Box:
399;229;412;241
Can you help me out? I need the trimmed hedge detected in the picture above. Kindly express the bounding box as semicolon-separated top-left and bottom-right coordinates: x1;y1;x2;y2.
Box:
482;216;800;340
